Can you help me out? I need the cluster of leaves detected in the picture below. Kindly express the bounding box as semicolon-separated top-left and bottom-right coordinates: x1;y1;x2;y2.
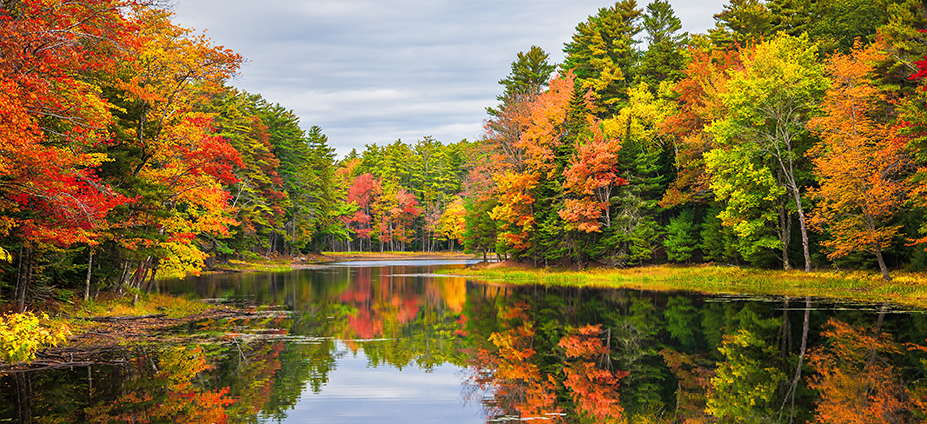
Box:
0;311;68;364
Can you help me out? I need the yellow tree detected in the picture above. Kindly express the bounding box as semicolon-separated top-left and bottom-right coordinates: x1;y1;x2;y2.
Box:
807;41;909;282
437;197;467;250
112;6;243;281
709;34;829;272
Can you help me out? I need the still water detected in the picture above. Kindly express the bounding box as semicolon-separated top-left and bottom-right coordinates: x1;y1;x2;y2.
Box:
3;260;927;423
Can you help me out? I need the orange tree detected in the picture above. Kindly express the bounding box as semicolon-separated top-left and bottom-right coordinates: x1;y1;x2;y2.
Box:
807;41;910;282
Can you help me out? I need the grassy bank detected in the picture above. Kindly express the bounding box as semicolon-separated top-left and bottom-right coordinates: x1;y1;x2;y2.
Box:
66;292;212;320
453;264;927;309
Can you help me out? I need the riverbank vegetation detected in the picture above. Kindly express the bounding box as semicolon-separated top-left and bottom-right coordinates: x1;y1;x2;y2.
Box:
2;0;927;315
455;264;927;309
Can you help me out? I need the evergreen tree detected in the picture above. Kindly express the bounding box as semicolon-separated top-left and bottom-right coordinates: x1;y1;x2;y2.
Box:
489;46;556;116
562;0;643;116
664;210;698;262
708;0;774;48
638;0;689;85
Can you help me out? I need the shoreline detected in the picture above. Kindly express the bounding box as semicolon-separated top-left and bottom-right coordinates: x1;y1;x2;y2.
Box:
206;251;478;273
12;256;927;370
2;253;478;370
452;263;927;310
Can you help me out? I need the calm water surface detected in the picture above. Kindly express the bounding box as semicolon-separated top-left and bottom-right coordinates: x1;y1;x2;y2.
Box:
2;259;927;423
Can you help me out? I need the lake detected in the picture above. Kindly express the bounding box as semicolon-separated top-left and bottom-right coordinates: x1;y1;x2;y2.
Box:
2;259;927;423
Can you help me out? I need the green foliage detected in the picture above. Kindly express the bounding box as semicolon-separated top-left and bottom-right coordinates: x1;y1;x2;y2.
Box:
663;296;699;351
700;204;741;264
0;312;69;364
489;45;556;116
562;0;643;114
708;0;774;48
639;0;688;85
664;210;698;262
704;146;784;260
463;198;499;260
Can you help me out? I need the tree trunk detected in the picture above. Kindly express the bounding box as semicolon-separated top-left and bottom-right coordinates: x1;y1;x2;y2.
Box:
791;187;812;272
117;260;130;294
874;248;891;282
13;372;32;424
291;212;298;256
14;246;32;313
780;207;791;270
779;297;811;424
84;249;93;301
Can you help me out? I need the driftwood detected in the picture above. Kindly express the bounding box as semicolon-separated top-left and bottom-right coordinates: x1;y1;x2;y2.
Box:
79;313;167;322
1;345;133;373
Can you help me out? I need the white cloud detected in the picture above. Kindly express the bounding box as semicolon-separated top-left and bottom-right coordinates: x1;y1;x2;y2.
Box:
172;0;728;157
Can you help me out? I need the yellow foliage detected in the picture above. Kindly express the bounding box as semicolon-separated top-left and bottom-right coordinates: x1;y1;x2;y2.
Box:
0;312;70;364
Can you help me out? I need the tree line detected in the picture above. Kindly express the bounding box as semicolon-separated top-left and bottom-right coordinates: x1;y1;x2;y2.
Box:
459;0;927;282
2;0;927;309
0;1;350;309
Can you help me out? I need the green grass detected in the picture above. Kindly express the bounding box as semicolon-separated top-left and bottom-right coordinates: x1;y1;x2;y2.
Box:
209;258;306;273
65;292;210;320
451;265;927;308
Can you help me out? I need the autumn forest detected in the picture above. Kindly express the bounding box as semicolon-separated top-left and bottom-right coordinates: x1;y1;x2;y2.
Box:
2;0;927;309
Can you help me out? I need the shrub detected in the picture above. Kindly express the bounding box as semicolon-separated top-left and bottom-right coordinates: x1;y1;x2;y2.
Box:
0;312;70;364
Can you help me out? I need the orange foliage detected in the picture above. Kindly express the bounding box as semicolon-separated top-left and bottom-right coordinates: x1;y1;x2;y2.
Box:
516;72;576;179
558;325;628;421
111;7;243;275
85;346;235;423
0;0;134;246
467;303;562;421
807;318;914;423
807;41;909;264
560;114;628;232
490;171;539;251
659;48;739;208
661;348;714;421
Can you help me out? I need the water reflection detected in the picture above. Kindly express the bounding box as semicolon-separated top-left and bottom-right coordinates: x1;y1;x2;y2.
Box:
2;261;926;423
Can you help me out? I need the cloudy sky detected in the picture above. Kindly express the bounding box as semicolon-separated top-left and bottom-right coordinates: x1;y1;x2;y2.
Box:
171;0;728;158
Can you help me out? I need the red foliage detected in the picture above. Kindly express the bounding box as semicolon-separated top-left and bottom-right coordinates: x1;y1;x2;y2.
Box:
558;325;628;421
659;47;741;208
0;0;136;246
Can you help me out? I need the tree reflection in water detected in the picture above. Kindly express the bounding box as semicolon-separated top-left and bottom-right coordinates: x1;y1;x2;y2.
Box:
461;285;927;423
2;263;927;423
